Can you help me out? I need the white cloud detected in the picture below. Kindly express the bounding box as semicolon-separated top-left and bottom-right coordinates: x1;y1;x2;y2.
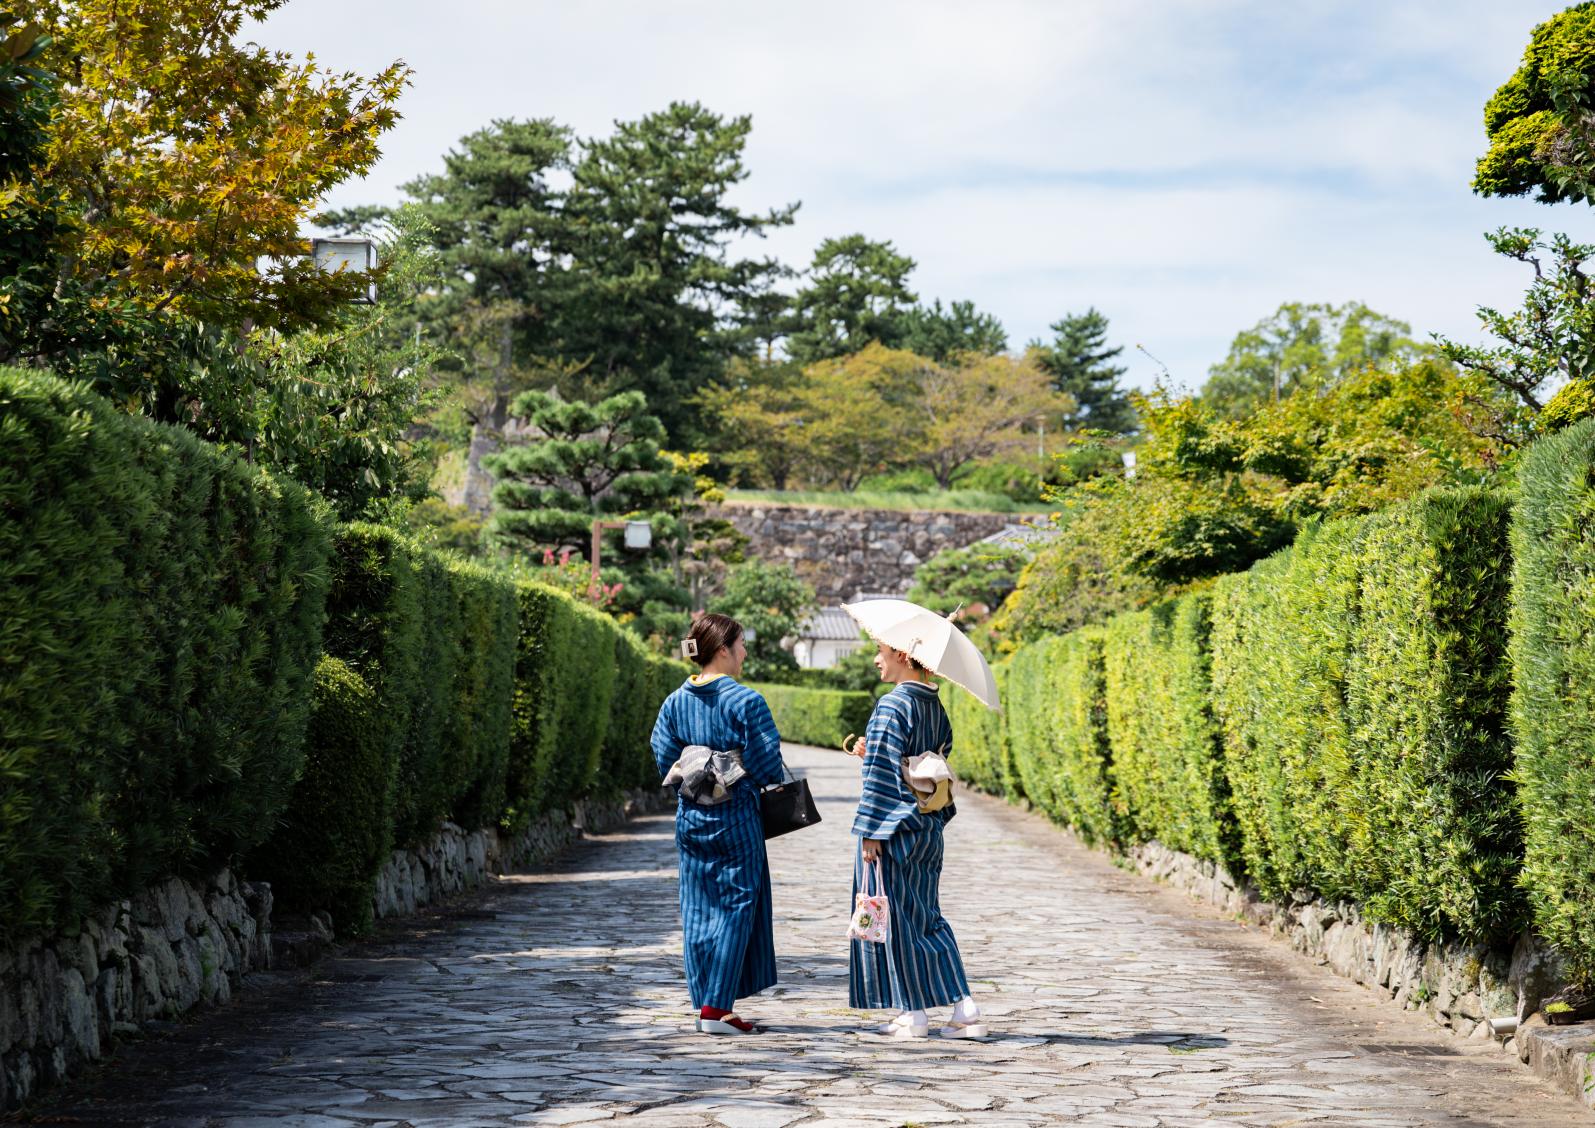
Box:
256;0;1584;388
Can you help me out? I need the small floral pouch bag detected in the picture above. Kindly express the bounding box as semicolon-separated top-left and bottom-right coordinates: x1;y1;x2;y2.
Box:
848;855;890;944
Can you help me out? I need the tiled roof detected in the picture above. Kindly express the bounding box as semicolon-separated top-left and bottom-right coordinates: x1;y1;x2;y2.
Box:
797;605;867;642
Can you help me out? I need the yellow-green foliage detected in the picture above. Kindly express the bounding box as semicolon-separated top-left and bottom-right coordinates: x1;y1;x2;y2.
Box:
249;657;393;935
1104;595;1236;868
1540;378;1595;434
1510;418;1595;983
755;683;875;749
0;367;331;947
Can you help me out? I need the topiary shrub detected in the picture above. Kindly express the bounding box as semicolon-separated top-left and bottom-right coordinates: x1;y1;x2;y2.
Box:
443;558;518;831
1040;628;1123;847
506;582;621;822
248;656;394;934
0;367;331;947
1510;418;1595;983
754;683;875;749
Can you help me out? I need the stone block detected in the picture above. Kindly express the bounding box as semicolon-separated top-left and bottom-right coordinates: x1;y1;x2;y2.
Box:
59;968;98;1062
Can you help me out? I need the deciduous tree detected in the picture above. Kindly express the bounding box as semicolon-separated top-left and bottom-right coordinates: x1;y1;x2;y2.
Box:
23;0;408;333
1200;301;1427;419
908;350;1070;488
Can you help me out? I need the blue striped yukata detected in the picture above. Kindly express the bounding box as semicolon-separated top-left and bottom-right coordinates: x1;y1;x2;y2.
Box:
849;680;972;1011
651;675;785;1011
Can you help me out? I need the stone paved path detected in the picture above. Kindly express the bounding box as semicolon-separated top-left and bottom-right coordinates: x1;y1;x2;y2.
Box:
25;744;1590;1127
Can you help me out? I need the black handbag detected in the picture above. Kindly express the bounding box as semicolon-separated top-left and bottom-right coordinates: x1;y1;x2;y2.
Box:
760;768;821;840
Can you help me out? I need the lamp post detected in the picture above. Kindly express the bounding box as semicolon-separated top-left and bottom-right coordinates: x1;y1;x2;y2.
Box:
590;518;653;594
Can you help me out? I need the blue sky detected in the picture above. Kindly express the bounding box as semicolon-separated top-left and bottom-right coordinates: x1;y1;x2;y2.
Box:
259;0;1587;393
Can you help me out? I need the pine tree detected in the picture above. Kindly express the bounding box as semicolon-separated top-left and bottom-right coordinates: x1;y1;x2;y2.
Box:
1030;309;1137;433
786;235;917;363
484;390;687;552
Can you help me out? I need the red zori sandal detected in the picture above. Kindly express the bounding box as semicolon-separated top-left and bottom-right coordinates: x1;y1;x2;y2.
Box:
696;1007;765;1034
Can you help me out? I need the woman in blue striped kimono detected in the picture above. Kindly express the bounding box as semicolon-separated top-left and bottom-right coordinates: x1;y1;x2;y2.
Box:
849;642;987;1040
651;613;785;1035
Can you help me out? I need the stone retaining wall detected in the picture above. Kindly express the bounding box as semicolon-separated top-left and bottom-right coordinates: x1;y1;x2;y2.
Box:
1127;840;1595;1110
372;788;673;920
719;502;1018;604
0;871;273;1110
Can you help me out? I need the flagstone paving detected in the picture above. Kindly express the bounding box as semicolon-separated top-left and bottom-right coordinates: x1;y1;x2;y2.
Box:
25;743;1591;1126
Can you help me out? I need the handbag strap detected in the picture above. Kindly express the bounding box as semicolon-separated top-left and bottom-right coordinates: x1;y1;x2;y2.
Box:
854;848;885;896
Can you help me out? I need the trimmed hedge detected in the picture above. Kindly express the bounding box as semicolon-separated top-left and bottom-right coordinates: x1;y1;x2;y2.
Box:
1511;418;1595;982
945;664;1009;795
965;484;1519;946
443;559;517;831
1104;595;1236;869
1;368;682;945
248;657;393;933
755;683;875;749
0;367;331;946
1212;489;1518;940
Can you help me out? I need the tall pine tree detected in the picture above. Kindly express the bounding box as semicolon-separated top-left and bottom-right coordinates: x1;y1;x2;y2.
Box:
558;102;798;440
1030;308;1136;433
786;235;917;363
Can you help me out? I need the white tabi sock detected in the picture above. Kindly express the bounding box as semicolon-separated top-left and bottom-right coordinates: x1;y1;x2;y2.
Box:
951;996;980;1023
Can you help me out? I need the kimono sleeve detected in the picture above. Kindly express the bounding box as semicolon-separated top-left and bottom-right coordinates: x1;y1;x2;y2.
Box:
738;691;785;787
650;693;682;780
851;696;918;840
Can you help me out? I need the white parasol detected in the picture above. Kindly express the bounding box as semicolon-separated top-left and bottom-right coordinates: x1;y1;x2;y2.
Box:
841;598;1002;711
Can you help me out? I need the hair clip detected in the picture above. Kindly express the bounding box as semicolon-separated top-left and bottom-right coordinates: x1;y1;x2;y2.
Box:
681;637;698;658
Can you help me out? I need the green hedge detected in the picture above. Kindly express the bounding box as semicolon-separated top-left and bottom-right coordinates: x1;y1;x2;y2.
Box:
945;665;1008;794
607;634;689;793
1511;419;1595;982
0;367;331;946
755;683;875;749
0;368;685;945
1105;595;1236;868
443;559;517;831
1211;490;1518;940
968;485;1518;946
248;657;393;933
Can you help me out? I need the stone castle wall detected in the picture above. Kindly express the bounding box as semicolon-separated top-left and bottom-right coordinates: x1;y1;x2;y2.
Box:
718;502;1018;605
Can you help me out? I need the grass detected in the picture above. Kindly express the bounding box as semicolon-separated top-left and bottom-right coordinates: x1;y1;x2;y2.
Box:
724;488;1051;514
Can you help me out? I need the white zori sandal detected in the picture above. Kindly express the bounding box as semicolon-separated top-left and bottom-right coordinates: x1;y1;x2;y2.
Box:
696;1013;765;1035
875;1012;929;1038
939;1018;989;1039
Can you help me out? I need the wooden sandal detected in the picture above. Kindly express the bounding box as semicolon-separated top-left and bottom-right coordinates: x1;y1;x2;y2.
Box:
696;1013;765;1035
939;1019;989;1039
